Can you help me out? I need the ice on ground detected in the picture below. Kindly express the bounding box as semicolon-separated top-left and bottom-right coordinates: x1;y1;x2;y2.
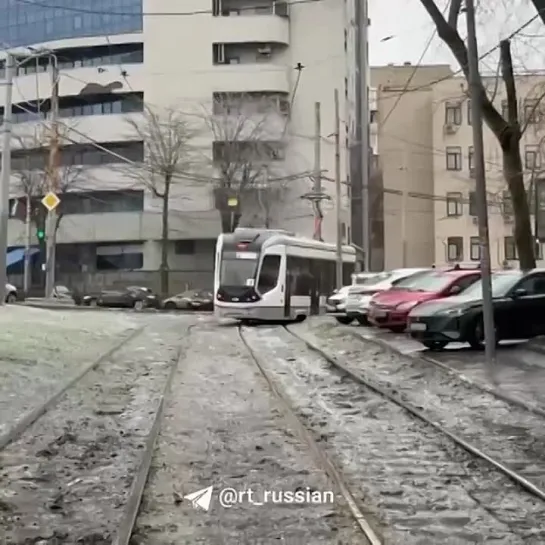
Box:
0;306;140;435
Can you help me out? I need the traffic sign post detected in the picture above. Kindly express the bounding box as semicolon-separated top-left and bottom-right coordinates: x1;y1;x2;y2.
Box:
228;197;238;232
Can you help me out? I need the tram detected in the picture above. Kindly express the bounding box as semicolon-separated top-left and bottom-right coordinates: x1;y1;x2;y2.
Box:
214;228;357;322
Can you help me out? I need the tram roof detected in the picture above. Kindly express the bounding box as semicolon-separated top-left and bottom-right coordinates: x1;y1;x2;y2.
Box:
219;228;356;255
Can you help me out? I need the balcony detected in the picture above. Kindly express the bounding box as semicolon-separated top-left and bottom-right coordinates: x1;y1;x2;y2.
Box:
212;43;290;93
211;0;289;45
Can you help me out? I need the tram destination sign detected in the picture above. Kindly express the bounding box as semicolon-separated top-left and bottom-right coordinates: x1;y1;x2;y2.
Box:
536;178;545;242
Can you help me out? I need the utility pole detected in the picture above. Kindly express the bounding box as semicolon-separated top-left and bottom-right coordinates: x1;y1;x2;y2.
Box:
45;58;60;299
466;0;496;366
400;148;408;267
358;0;370;270
23;194;31;293
0;53;15;305
313;102;323;240
334;89;343;288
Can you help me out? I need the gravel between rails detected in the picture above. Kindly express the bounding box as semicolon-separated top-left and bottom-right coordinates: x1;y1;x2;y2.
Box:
243;325;545;545
290;320;545;499
131;324;364;545
0;306;140;437
0;316;195;544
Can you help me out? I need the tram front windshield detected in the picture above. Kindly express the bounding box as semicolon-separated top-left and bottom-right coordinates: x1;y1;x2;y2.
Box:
220;254;258;286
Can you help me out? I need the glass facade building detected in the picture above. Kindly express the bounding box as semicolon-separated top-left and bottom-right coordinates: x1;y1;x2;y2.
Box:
0;0;142;47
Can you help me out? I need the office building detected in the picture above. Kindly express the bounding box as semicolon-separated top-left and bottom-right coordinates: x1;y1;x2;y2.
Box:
0;0;352;291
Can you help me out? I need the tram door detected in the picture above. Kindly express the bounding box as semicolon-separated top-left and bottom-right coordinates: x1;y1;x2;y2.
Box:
309;259;320;315
284;257;292;318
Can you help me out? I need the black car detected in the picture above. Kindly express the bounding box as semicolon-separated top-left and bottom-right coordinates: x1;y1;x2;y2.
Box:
84;286;160;310
407;268;545;350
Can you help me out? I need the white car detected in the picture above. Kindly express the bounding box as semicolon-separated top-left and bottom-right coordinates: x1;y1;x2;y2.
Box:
344;268;431;325
5;283;17;303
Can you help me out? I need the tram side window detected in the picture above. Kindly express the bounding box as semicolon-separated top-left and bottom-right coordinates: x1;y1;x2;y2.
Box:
257;255;281;293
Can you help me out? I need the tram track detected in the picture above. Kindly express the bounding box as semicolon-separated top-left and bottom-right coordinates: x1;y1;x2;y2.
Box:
238;323;545;544
0;321;197;545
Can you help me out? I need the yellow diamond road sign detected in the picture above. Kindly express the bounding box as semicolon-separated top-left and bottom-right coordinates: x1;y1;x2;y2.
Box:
42;192;60;211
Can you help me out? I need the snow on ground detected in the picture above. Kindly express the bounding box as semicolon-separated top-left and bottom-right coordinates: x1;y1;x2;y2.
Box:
132;323;363;545
242;324;544;544
0;306;141;436
0;314;197;544
290;318;545;508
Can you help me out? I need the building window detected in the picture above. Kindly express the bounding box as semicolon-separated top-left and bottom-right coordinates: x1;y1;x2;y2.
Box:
60;190;144;215
469;191;478;216
467;100;472;125
95;247;144;271
470;236;480;261
174;240;196;254
504;236;517;260
10;141;144;170
446;192;463;216
502;190;513;215
446;146;462;171
468;146;474;171
524;99;540;124
524;145;541;170
447;237;463;261
445;102;462;125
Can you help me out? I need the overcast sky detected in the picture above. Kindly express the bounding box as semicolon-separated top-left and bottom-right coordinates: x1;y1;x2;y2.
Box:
369;0;545;73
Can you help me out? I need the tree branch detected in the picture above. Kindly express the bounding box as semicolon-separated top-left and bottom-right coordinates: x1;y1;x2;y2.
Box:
447;0;463;28
500;40;519;132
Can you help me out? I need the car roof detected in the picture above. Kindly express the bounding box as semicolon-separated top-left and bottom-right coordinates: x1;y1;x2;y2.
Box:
439;269;482;279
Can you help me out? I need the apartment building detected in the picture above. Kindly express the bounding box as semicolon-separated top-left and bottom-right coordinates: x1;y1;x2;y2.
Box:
370;63;453;270
0;0;352;292
431;74;545;268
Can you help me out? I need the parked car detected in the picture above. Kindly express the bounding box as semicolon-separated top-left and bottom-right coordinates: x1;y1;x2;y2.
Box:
344;268;431;325
407;268;545;351
368;269;481;333
162;289;214;311
82;286;160;310
5;283;17;303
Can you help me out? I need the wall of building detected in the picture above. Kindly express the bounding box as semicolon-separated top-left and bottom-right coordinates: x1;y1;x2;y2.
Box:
431;74;545;268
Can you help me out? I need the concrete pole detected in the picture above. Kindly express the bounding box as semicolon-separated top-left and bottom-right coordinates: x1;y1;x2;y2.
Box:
313;102;322;240
23;194;31;293
0;53;15;305
466;0;496;365
334;89;343;288
45;57;59;298
359;0;370;270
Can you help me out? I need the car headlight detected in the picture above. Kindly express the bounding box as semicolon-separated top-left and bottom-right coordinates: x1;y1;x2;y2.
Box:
441;307;465;317
396;301;419;311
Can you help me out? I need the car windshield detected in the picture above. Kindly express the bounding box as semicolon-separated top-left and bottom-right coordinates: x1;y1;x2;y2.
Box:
459;271;525;298
366;272;392;285
404;272;458;292
391;270;431;288
354;274;378;285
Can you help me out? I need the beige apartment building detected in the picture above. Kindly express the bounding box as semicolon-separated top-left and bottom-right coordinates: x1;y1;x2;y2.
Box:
371;64;545;269
431;74;545;268
370;63;453;269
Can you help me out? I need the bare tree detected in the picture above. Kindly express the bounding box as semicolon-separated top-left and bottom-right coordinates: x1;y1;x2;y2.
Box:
201;92;288;232
420;0;537;268
124;106;197;297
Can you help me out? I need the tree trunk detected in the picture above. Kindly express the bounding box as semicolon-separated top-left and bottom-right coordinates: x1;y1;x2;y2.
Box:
220;210;241;233
160;175;171;297
503;138;536;269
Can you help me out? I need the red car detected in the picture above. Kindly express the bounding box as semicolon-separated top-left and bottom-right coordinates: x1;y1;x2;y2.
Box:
368;269;482;333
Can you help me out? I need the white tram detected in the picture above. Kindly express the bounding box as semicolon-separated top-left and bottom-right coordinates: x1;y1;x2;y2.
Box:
214;228;357;322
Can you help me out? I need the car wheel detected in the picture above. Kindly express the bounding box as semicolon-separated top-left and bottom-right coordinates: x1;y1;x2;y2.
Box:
468;316;499;350
389;325;405;334
356;316;369;326
336;316;354;325
133;300;145;311
422;341;448;351
5;292;16;304
164;301;177;310
294;314;307;323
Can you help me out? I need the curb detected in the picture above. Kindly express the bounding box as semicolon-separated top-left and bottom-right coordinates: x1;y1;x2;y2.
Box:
18;302;213;314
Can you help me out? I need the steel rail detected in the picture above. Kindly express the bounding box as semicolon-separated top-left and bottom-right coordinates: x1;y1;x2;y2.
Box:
238;325;384;545
284;326;545;504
